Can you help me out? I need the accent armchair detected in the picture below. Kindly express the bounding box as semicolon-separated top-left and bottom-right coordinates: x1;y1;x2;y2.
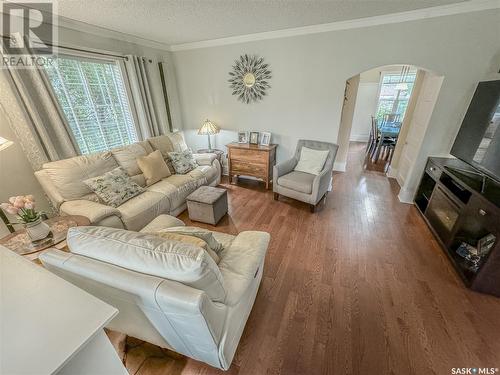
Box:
273;140;339;212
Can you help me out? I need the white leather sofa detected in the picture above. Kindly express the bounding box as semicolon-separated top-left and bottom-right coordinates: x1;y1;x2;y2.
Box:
39;215;270;371
34;132;221;231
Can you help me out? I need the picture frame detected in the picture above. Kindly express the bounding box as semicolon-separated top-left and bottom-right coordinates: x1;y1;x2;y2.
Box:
249;131;259;145
259;132;271;146
238;131;249;144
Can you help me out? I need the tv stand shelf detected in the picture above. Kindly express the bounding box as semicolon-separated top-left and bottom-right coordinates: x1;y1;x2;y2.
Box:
415;157;500;296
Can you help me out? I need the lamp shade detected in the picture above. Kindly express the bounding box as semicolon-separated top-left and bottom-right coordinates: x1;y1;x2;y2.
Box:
0;137;13;152
198;120;220;135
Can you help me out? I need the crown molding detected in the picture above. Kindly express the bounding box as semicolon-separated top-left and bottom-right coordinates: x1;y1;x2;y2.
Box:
170;0;499;51
56;15;173;52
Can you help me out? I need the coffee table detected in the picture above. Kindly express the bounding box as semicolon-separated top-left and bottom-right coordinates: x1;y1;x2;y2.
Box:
0;215;90;263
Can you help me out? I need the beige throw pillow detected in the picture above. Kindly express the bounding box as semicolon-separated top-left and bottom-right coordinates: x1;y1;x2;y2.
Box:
153;232;220;264
137;150;171;186
160;226;224;253
294;147;330;175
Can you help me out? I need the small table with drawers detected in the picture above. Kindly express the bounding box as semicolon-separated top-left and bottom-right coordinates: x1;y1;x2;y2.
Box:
226;143;277;189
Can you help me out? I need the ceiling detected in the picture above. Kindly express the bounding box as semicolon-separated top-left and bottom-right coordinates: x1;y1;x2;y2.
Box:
55;0;467;46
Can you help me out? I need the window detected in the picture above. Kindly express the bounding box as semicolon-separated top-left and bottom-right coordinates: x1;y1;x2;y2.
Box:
45;55;138;154
375;71;417;121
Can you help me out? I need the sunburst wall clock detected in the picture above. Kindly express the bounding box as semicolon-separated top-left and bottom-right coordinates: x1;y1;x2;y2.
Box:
228;54;272;104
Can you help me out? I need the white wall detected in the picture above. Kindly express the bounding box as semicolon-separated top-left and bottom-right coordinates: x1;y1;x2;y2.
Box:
350;82;378;142
173;9;500;199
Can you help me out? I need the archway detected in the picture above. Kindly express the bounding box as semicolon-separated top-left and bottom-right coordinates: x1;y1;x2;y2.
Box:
335;64;444;201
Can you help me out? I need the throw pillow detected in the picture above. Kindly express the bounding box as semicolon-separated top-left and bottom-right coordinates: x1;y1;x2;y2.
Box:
294;147;330;175
168;150;198;174
137;150;171;186
160;226;224;253
153;232;220;264
83;167;145;207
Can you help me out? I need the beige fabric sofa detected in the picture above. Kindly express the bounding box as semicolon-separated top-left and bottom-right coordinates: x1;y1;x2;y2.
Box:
35;132;221;231
39;215;270;370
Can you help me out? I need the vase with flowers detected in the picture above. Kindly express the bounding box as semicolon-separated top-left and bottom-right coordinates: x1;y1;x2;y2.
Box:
1;195;50;241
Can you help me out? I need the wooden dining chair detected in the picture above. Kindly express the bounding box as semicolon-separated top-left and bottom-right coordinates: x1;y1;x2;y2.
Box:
366;116;379;156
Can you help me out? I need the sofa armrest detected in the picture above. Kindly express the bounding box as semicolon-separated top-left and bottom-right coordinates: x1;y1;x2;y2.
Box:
193;153;217;166
218;231;270;306
311;167;333;203
60;200;121;224
139;214;185;233
273;158;297;181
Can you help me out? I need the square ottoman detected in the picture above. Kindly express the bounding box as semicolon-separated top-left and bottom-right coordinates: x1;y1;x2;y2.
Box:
186;186;228;225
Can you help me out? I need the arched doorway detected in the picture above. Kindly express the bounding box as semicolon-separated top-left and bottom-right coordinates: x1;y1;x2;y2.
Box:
336;64;444;201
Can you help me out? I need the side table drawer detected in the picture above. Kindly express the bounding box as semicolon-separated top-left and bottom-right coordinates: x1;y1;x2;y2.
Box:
231;161;266;177
230;148;268;163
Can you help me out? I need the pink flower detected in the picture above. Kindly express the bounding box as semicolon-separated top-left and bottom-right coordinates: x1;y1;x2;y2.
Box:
13;197;25;208
25;195;35;202
8;197;16;204
24;201;34;209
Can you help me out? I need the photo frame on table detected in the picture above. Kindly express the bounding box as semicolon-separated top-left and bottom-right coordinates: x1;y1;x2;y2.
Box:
259;132;271;146
249;131;259;145
238;131;249;143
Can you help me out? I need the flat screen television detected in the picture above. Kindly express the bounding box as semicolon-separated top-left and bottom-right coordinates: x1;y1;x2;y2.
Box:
451;80;500;181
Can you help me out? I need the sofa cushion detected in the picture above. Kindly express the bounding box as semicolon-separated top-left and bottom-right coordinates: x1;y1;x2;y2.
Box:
277;171;315;194
66;226;226;302
84;167;145;208
147;175;200;210
43;151;118;200
111;143;148;176
137;150;171;186
116;191;170;231
148;135;174;158
139;214;185;232
168;150;198;174
167;132;189;152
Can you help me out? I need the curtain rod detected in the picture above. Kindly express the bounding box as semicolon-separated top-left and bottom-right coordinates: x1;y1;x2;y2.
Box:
1;35;127;60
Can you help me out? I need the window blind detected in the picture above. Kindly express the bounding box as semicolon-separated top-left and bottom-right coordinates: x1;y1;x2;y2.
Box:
45;55;138;154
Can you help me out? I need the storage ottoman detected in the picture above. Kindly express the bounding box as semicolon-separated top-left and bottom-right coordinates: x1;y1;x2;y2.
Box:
186;186;228;225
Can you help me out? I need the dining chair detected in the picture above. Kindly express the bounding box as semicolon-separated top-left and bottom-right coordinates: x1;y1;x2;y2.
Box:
366;116;379;156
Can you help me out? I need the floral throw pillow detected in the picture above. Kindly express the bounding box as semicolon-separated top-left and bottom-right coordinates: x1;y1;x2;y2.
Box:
168;150;198;174
83;167;145;207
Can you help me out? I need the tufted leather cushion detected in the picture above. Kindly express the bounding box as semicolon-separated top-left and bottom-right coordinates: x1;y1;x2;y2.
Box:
67;226;226;302
43;152;118;200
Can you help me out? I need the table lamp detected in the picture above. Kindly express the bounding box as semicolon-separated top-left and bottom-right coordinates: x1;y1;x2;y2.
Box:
0;137;15;233
198;119;220;151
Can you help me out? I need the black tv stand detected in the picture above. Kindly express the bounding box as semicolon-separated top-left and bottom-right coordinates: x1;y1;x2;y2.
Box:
415;157;500;297
444;165;489;193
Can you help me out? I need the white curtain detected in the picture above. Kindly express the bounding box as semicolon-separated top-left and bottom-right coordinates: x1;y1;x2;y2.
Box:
124;55;167;138
0;36;79;167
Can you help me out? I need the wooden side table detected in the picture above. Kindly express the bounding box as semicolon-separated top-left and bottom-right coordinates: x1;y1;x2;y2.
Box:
226;143;277;189
0;215;90;263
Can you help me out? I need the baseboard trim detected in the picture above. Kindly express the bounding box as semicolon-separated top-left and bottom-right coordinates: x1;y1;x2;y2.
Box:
333;161;346;172
349;134;369;142
398;188;415;204
386;166;398;179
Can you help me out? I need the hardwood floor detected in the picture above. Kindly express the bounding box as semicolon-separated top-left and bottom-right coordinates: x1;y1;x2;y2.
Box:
108;142;500;375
